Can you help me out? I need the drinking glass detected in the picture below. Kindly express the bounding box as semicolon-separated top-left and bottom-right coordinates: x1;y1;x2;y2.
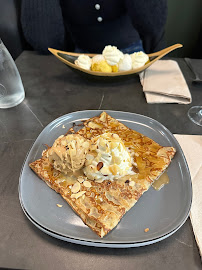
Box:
0;39;25;108
188;106;202;126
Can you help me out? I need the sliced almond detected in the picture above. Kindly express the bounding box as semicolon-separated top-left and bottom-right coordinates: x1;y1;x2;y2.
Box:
83;180;92;188
113;156;121;165
56;204;63;207
88;122;103;129
71;182;81;193
86;154;94;160
99;112;106;122
71;191;86;199
111;142;118;149
77;177;85;183
129;181;135;187
109;164;118;175
95;179;104;183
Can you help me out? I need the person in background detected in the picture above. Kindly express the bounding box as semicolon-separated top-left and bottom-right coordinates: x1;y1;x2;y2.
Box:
21;0;168;55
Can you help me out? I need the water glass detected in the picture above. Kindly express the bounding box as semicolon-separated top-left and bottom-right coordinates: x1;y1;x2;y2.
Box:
0;39;25;109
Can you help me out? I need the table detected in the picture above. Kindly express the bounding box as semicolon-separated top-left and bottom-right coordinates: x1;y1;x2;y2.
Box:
0;51;201;270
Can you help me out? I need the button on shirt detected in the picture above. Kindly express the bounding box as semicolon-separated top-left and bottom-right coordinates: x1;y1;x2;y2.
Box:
95;4;102;22
95;4;100;10
97;16;103;22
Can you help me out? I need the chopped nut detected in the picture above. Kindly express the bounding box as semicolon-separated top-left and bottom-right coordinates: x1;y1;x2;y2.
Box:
132;166;139;173
83;180;92;188
144;228;149;232
62;125;65;128
97;162;103;171
71;191;86;199
71;182;81;193
56;204;63;208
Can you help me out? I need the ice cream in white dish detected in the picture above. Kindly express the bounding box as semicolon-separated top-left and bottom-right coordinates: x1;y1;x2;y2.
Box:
118;54;132;72
75;54;92;70
83;133;134;181
92;55;105;64
131;51;149;69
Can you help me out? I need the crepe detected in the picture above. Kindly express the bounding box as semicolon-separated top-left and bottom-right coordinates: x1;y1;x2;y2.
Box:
29;112;176;238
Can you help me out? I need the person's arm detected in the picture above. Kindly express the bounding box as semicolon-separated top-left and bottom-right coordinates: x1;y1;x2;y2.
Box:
125;0;168;52
21;0;68;54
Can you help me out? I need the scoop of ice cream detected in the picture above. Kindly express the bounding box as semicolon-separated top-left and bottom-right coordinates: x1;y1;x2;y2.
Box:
92;55;105;64
102;45;123;66
131;51;149;69
47;134;90;174
75;55;92;70
83;133;134;181
91;55;112;72
118;54;132;71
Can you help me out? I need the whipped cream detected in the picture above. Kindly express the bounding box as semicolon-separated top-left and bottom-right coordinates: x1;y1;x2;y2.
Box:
102;45;123;66
83;133;134;181
75;55;92;70
131;51;149;69
118;54;132;71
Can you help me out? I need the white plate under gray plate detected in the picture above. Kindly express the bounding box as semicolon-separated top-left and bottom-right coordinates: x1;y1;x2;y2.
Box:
19;110;192;248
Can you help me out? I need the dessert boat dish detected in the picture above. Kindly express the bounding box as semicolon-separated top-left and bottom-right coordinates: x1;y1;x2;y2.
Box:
48;44;182;78
29;112;176;238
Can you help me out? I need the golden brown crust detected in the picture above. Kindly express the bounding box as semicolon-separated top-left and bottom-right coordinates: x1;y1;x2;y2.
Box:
29;112;176;237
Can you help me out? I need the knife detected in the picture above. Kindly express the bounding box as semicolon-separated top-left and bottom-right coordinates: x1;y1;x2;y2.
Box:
184;58;202;83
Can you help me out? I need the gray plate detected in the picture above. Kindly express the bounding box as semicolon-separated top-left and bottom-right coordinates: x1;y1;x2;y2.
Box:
19;110;192;248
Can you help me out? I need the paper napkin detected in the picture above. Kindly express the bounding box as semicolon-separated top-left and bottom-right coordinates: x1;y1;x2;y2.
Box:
174;134;202;255
140;60;192;104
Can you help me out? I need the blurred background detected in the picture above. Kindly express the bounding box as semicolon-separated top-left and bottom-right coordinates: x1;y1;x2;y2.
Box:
165;0;202;58
0;0;201;60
